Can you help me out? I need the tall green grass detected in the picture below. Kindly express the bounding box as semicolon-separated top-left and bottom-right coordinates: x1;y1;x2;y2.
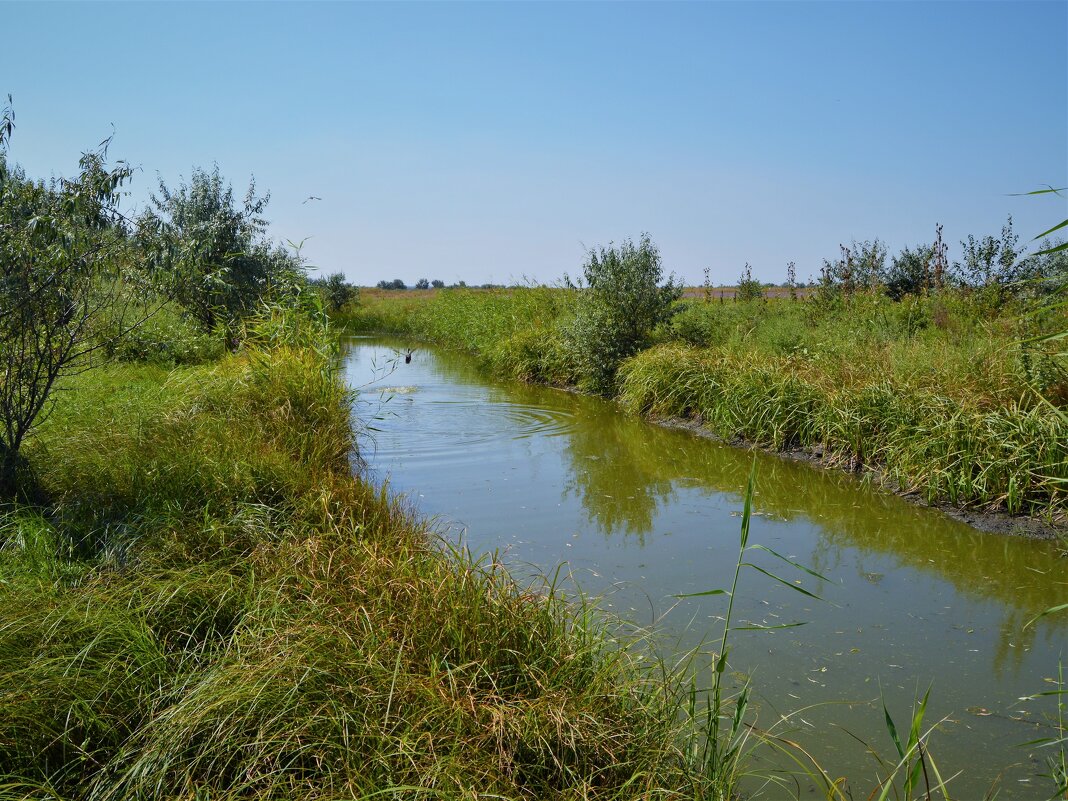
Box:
0;313;721;799
346;287;580;385
618;342;1067;518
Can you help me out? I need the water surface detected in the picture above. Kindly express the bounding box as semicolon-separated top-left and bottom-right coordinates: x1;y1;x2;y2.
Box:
344;336;1068;799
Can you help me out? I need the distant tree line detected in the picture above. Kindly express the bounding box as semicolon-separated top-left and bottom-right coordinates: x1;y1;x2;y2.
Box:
375;278;503;290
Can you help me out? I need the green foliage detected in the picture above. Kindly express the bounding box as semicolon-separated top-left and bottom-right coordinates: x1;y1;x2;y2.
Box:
1022;240;1068;298
0;104;140;495
735;262;764;303
618;338;1068;517
818;240;888;299
565;235;681;394
885;243;934;300
387;286;580;385
431;278;445;289
335;280;1067;520
957;215;1020;289
680;460;831;797
1018;661;1066;800
139;165;305;332
870;689;953;800
376;278;407;290
97;294;224;366
1017;187;1068;426
310;271;358;312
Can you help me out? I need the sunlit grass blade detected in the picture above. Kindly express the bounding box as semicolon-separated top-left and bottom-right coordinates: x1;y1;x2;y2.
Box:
748;543;834;583
742;563;824;601
1025;602;1068;629
732;621;808;631
675;588;729;598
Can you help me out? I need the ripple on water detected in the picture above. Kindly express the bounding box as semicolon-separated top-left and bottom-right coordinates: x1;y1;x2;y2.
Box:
501;403;576;439
366;398;577;468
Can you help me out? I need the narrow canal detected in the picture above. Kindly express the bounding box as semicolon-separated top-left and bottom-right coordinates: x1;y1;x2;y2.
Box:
344;335;1067;799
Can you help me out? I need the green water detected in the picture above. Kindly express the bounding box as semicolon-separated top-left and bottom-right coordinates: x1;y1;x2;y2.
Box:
344;336;1068;799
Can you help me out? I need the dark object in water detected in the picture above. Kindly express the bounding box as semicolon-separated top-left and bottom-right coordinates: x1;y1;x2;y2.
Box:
405;349;414;364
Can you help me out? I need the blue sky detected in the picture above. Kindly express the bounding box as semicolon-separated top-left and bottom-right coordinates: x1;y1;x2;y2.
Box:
3;1;1066;286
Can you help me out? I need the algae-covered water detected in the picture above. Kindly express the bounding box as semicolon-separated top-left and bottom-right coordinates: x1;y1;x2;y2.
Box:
344;336;1068;799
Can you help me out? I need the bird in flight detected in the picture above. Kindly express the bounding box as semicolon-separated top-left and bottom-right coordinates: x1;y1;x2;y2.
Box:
303;196;322;204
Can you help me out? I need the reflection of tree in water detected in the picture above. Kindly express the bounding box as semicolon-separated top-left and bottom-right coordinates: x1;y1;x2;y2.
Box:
561;407;674;541
561;406;1067;673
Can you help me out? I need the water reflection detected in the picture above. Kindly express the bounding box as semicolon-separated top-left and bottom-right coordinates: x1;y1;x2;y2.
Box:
562;406;676;540
404;337;1068;648
566;409;1064;619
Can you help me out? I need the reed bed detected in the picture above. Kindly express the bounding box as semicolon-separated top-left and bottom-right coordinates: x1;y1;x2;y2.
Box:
346;287;580;385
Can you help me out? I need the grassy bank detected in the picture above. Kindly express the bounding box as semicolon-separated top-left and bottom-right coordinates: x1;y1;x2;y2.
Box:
0;317;711;799
340;287;1067;524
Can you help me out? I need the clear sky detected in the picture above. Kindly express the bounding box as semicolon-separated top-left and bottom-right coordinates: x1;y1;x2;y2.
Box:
3;1;1066;287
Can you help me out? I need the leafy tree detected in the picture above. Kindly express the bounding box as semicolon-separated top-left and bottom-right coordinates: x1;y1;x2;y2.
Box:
957;216;1020;289
431;279;445;289
849;239;888;291
376;278;407;290
0;103;142;494
414;278;430;290
139;166;303;331
312;272;358;311
816;239;888;301
565;234;681;394
885;244;935;300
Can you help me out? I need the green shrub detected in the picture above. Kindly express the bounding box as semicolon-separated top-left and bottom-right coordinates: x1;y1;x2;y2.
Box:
735;262;764;303
565;235;681;394
138;165;306;333
101;297;225;366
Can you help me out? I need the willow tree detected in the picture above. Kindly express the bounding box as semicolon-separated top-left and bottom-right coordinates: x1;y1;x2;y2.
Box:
566;234;681;394
140;166;304;334
0;100;138;495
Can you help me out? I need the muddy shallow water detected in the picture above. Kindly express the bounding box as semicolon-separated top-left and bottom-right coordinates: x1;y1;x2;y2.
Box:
344;336;1068;799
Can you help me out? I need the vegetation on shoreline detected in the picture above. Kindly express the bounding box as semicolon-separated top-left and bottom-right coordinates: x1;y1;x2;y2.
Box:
3;98;1064;796
0;111;731;798
339;237;1068;526
3;328;715;798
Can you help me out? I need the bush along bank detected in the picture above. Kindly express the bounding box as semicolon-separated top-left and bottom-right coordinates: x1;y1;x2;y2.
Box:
337;269;1067;529
0;310;725;800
